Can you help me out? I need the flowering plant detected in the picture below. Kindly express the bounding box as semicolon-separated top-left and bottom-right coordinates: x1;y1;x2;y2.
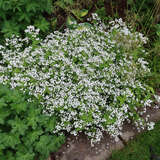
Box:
0;13;156;145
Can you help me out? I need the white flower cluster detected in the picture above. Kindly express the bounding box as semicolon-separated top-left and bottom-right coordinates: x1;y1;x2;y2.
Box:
0;14;154;145
108;18;148;51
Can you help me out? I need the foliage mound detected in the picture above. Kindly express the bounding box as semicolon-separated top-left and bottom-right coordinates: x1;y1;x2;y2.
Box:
0;0;52;39
0;84;65;160
0;14;157;145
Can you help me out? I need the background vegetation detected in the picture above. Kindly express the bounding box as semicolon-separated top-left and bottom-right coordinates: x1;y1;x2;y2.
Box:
109;121;160;160
0;84;65;160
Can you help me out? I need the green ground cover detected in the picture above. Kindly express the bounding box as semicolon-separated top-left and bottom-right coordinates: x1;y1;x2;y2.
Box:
109;121;160;160
0;84;65;160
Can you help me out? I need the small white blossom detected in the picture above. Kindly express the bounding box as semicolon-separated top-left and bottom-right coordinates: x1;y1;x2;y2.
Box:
0;14;154;145
147;122;155;131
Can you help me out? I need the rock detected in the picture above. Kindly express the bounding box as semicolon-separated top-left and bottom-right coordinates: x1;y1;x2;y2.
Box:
147;107;160;122
120;122;138;143
54;133;124;160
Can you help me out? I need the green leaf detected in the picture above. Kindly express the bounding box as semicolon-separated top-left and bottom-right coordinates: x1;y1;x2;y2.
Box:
80;111;93;123
44;116;57;132
44;86;50;95
26;2;38;12
147;86;155;94
10;102;27;114
34;16;49;32
2;20;20;37
0;85;9;96
1;1;11;10
23;129;43;146
4;90;21;103
48;135;65;152
16;144;33;154
0;108;10;124
3;133;20;148
79;9;88;17
18;12;31;23
27;106;41;129
103;112;116;125
8;117;28;135
5;151;15;160
54;0;65;9
66;16;77;28
117;95;126;106
0;98;7;109
0;133;6;150
70;9;83;20
34;134;65;159
156;30;160;37
16;152;35;160
34;135;51;158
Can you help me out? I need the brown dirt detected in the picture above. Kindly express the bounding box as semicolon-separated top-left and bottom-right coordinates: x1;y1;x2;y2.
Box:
50;132;124;160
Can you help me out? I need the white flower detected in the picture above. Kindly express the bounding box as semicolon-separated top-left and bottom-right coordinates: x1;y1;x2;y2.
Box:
147;122;155;131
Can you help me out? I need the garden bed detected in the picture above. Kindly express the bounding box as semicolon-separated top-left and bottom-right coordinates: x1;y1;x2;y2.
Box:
1;3;160;158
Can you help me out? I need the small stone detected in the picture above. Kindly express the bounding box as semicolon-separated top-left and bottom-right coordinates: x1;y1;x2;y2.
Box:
67;138;71;141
